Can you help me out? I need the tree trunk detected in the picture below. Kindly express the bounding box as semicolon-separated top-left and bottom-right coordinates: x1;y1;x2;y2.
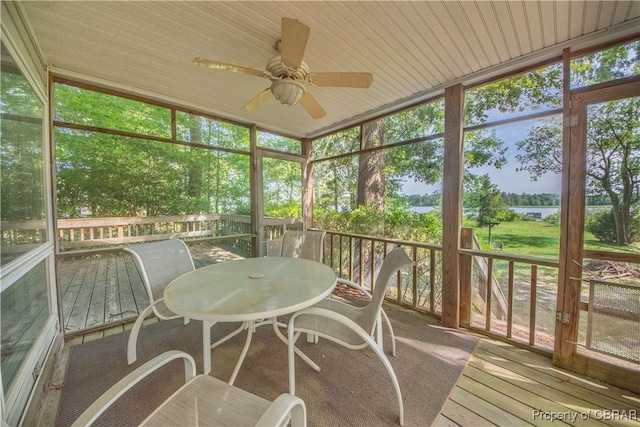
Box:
357;120;386;209
188;117;204;200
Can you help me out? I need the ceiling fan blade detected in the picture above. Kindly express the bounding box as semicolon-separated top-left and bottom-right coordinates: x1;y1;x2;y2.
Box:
309;72;373;88
241;88;273;112
193;57;266;77
280;17;310;69
299;92;326;119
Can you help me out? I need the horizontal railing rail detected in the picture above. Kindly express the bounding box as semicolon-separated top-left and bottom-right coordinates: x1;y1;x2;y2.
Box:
54;214;254;251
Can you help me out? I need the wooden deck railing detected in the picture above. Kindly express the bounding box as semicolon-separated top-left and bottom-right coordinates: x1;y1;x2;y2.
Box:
55;214;254;251
458;229;560;351
50;214;304;251
7;214;635;358
323;228;561;353
323;230;444;314
1;214;304;257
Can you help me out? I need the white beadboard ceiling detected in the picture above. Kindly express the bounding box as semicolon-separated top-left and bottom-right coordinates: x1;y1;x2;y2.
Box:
20;1;640;138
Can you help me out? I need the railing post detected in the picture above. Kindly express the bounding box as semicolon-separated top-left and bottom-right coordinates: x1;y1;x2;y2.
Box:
459;228;473;327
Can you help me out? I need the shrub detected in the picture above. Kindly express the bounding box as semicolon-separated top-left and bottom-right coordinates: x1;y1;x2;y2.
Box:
585;208;640;244
496;208;522;222
586;209;618;243
544;212;560;226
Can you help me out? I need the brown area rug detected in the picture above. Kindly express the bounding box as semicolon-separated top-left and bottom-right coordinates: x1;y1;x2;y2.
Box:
56;305;477;426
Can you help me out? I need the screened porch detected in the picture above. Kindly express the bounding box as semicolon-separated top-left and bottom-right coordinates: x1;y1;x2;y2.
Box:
2;1;640;426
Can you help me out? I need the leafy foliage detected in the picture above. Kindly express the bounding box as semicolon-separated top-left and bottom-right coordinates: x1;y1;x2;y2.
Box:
586;208;640;245
1;63;45;222
54;84;252;218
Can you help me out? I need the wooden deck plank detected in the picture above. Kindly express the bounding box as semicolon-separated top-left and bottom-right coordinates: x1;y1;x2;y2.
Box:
469;352;636;427
60;258;90;329
477;340;640;408
449;383;535;426
60;286;79;332
124;253;148;313
474;347;639;425
439;399;496;426
85;280;106;328
61;257;90;291
460;366;589;426
57;259;75;293
116;253;138;320
82;257;99;285
432;414;462;427
105;257;122;322
104;256;122;323
65;282;93;331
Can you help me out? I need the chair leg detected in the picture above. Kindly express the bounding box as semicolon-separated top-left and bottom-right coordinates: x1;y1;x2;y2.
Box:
127;304;155;365
361;332;404;426
381;309;396;356
273;319;320;372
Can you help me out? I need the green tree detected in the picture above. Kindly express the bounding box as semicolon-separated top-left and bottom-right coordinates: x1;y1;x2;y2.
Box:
54;84;252;218
466;175;504;245
516;98;639;245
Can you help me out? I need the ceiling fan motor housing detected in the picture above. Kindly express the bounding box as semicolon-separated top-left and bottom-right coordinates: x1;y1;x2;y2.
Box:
266;55;309;106
266;55;309;80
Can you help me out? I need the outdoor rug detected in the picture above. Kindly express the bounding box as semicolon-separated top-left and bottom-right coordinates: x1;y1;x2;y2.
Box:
56;305;477;426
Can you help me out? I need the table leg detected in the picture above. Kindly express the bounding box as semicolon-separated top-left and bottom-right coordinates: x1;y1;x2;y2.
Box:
203;320;213;375
229;320;254;385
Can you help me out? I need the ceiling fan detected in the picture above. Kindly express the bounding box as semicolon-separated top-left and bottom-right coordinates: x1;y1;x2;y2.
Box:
193;17;373;119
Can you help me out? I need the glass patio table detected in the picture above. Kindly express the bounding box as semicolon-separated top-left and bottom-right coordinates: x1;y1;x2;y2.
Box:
163;257;337;383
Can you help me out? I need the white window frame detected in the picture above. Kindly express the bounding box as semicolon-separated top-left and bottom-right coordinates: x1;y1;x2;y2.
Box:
1;2;59;425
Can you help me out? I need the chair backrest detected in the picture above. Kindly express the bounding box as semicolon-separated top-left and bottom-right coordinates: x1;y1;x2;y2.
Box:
364;247;413;332
266;239;284;257
123;239;195;318
281;230;326;262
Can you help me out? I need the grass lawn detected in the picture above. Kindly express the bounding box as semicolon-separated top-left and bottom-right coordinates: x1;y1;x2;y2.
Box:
466;219;561;258
467;218;640;259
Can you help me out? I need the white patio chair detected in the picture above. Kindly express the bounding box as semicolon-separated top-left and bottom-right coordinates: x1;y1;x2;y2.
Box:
124;239;245;365
71;350;307;427
287;247;413;426
265;238;284;257
267;230;327;344
332;274;400;356
280;230;326;261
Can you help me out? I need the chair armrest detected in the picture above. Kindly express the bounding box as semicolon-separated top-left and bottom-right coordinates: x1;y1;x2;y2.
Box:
256;394;307;427
336;278;373;299
72;351;196;427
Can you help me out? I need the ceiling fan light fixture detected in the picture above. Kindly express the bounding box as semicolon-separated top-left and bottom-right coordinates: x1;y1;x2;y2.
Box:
271;79;305;106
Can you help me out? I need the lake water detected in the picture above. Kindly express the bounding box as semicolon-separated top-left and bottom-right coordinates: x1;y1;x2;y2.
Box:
409;206;560;219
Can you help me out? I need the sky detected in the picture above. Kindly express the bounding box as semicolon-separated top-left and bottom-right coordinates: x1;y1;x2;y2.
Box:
401;116;562;196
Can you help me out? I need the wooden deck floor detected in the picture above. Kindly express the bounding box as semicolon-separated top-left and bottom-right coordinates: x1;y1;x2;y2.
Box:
58;241;247;334
436;338;640;427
